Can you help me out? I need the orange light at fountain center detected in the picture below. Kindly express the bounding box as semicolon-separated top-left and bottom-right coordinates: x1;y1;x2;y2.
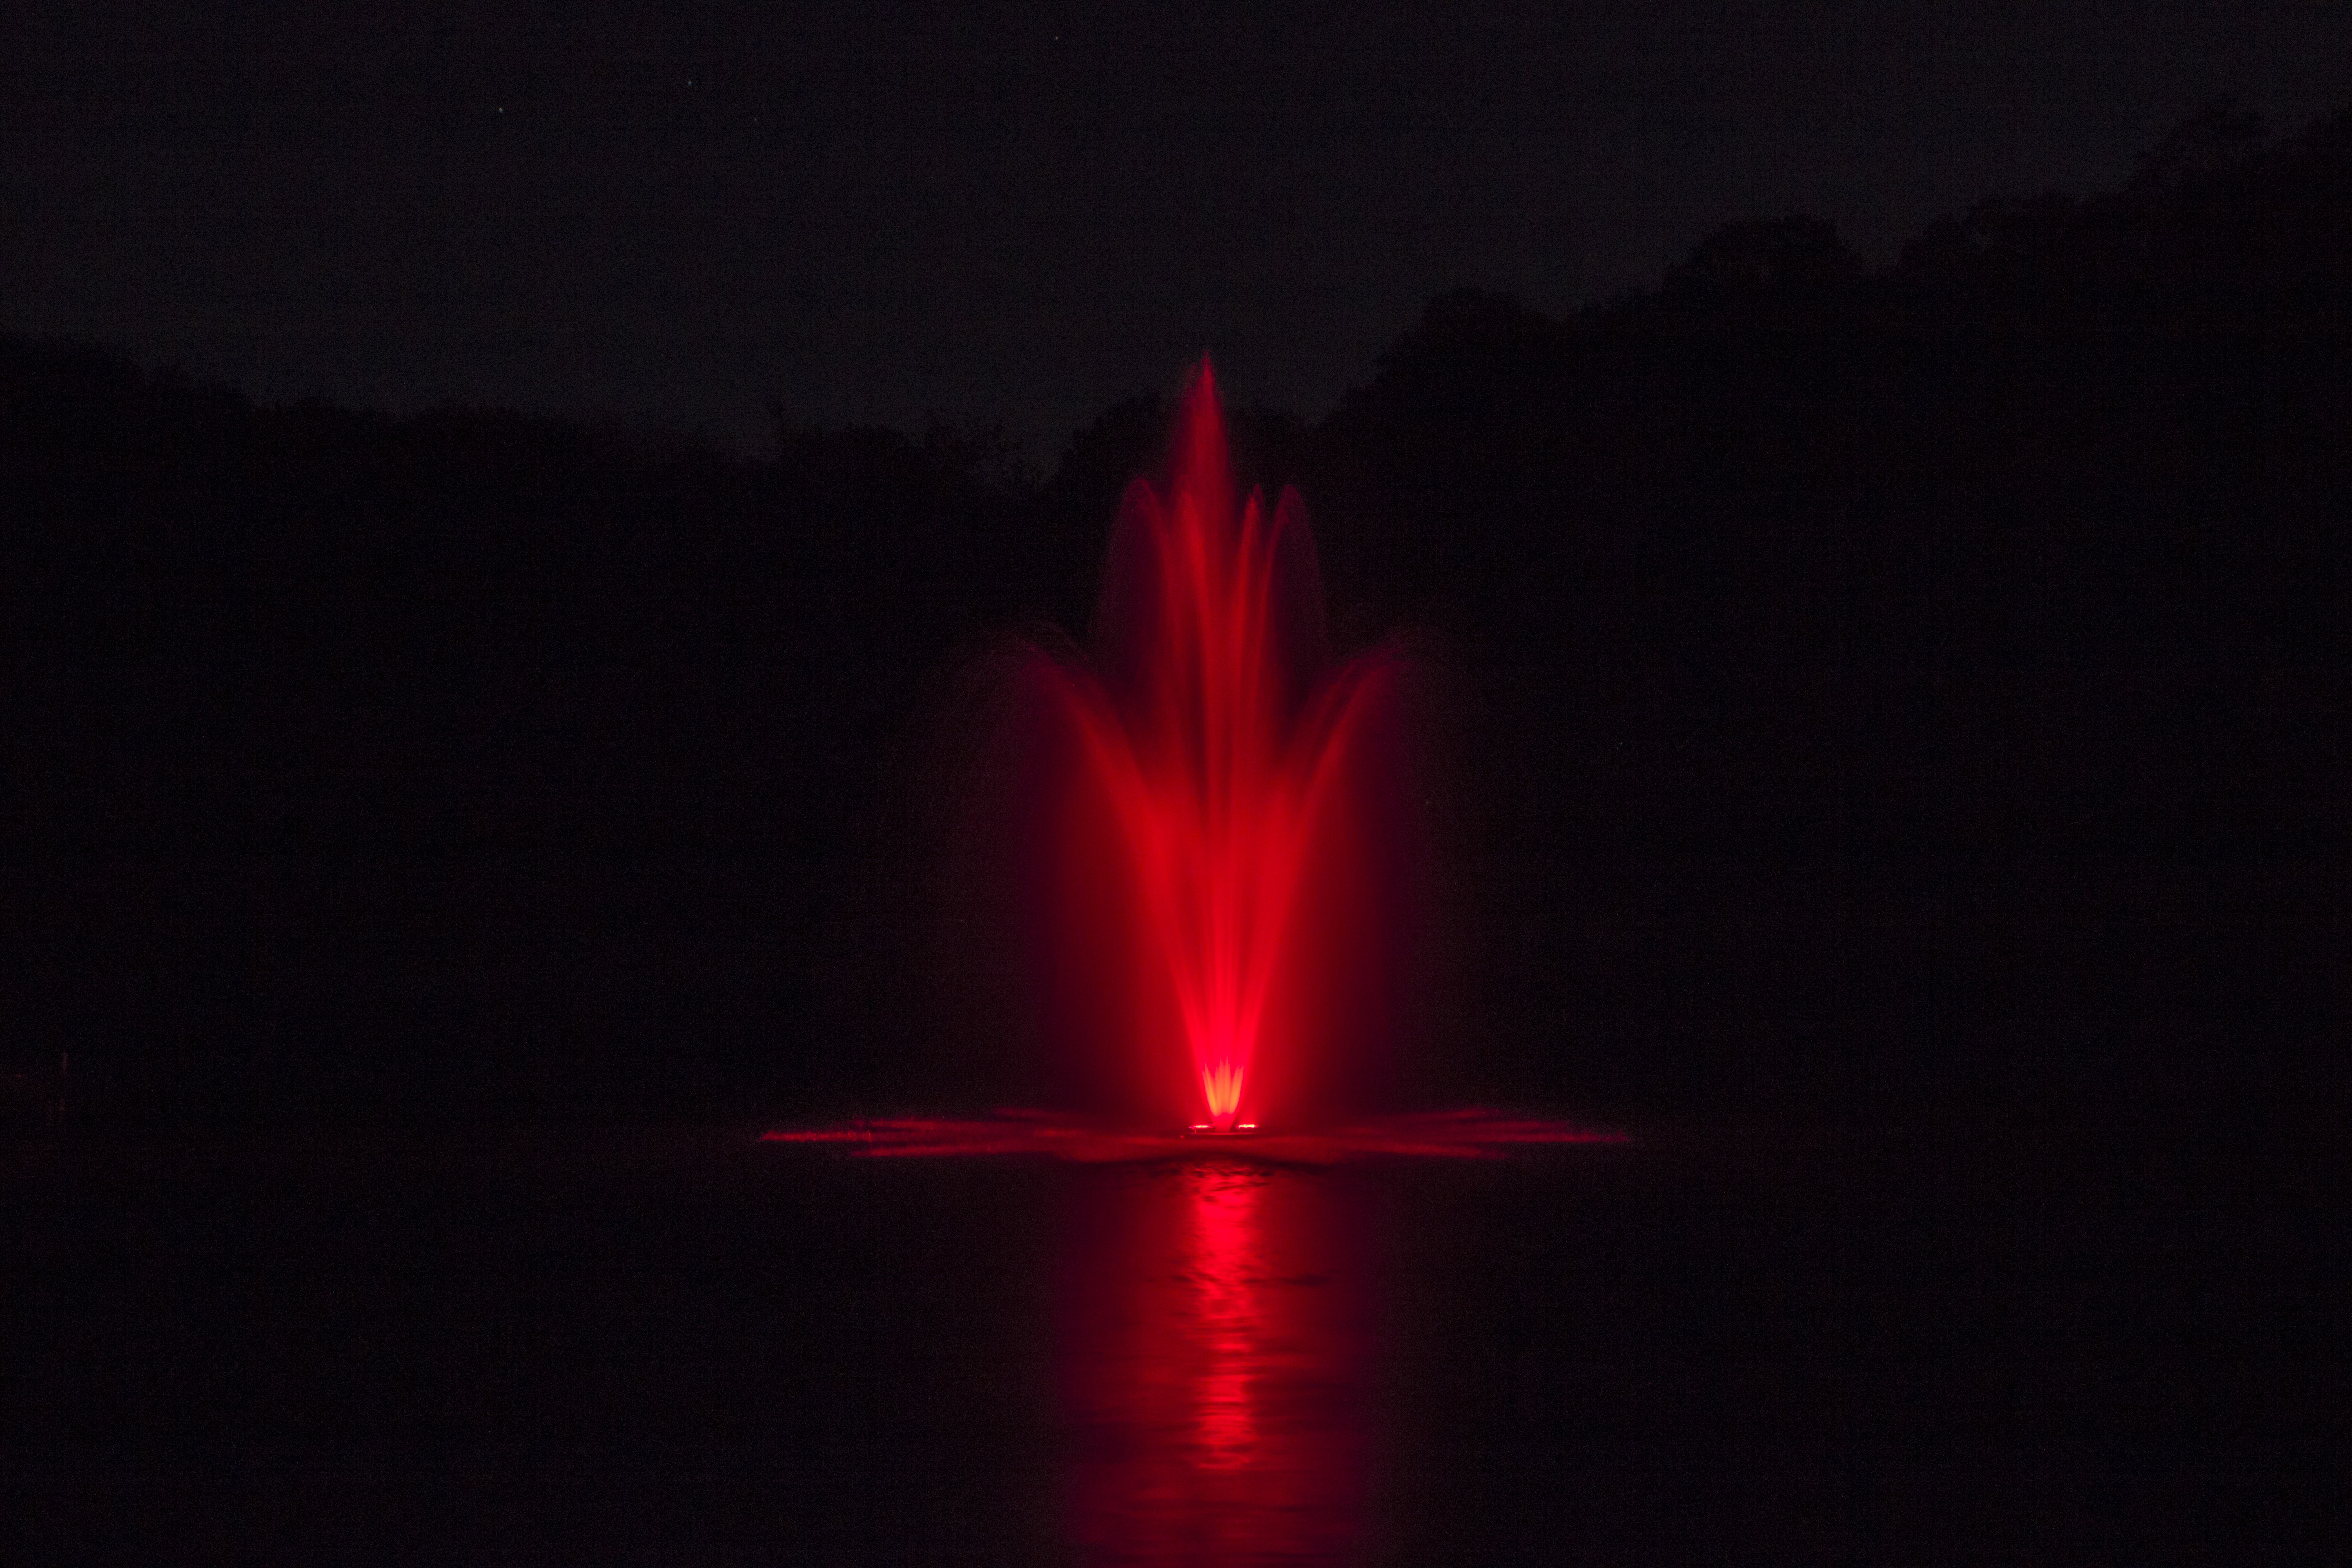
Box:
1032;363;1400;1129
1203;1067;1241;1129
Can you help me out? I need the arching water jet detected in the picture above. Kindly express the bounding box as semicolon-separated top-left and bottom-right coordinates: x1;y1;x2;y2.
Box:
1020;363;1407;1132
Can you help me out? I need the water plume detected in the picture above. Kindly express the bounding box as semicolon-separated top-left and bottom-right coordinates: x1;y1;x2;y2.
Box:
1007;363;1412;1130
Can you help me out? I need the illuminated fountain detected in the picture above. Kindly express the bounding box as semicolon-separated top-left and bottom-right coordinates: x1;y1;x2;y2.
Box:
766;362;1621;1158
758;372;1626;1562
1024;362;1401;1133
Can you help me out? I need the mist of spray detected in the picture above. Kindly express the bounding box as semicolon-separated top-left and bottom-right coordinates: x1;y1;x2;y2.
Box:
1012;364;1412;1130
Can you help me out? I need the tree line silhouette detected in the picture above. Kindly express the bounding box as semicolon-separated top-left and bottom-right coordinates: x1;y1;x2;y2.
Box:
5;103;2342;1133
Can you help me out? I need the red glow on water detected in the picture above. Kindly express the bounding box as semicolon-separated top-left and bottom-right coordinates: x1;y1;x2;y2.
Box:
1187;1169;1261;1468
761;1108;1627;1163
760;1113;1624;1558
1056;1162;1375;1561
1023;362;1403;1127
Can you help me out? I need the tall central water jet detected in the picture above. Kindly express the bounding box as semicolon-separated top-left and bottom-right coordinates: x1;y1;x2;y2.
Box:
1020;364;1406;1132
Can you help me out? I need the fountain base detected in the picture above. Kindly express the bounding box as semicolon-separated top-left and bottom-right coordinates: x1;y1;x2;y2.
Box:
763;1110;1626;1164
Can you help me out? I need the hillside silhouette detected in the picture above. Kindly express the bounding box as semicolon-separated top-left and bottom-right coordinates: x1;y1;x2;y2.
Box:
4;103;2342;1135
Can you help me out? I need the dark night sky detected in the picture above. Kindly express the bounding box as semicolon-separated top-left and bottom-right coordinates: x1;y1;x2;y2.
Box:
6;1;2347;457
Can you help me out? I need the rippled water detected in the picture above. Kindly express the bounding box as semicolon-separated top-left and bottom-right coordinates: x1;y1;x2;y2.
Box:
5;1124;2328;1562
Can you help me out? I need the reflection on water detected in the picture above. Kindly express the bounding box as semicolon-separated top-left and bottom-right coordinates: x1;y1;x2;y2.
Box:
1191;1169;1259;1468
1057;1161;1376;1564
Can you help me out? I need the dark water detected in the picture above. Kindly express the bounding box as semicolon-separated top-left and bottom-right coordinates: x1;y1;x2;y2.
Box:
5;1124;2336;1563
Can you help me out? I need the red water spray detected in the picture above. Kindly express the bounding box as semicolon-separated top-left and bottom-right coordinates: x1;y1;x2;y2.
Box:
1027;364;1401;1131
